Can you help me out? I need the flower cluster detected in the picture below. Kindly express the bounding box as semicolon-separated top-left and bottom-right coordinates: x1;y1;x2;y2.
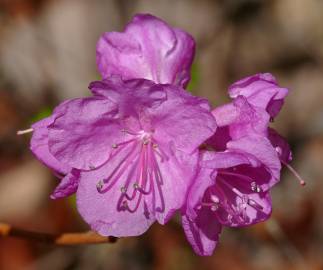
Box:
24;14;304;256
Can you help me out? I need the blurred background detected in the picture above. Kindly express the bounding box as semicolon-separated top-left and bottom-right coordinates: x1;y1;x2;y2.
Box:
0;0;323;269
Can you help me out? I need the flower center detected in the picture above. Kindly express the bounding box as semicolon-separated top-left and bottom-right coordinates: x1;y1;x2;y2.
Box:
96;128;167;217
198;169;266;225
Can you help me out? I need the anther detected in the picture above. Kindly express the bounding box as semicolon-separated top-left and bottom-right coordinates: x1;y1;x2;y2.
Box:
133;183;139;189
275;147;282;155
281;160;306;187
210;195;220;204
17;128;34;135
112;143;118;149
122;201;128;209
96;180;104;191
153;143;158;148
211;204;219;211
89;164;96;170
251;182;262;193
120;187;127;193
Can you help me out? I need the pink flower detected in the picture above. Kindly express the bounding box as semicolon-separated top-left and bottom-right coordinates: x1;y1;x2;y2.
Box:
22;11;303;255
96;14;195;88
181;74;291;256
182;114;280;255
228;73;288;119
32;77;216;236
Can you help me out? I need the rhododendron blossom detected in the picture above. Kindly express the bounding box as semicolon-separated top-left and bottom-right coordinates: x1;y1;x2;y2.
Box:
28;77;216;236
96;14;195;88
181;73;305;256
18;13;304;256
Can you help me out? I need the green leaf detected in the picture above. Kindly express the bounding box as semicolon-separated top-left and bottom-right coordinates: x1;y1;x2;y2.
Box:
187;62;199;92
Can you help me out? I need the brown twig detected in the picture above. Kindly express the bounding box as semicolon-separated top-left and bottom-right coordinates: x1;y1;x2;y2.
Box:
0;222;117;245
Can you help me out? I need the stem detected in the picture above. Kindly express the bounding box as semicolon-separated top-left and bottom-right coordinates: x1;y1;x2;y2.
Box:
0;222;117;245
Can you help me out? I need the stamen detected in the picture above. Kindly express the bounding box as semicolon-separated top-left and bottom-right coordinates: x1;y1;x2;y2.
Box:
217;177;264;213
210;194;220;204
251;181;262;193
89;164;96;170
97;142;139;194
219;170;253;183
96;180;104;191
275;146;282;156
150;145;165;212
120;201;128;211
96;130;166;215
219;171;262;193
281;159;306;186
17;128;33;135
211;204;219;211
121;128;137;136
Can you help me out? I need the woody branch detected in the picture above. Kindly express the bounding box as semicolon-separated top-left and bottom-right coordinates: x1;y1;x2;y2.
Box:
0;222;117;245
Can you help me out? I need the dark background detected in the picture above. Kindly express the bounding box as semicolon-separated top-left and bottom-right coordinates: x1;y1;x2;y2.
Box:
0;0;322;269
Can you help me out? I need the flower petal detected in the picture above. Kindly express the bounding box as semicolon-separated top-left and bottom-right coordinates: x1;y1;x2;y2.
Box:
227;135;281;189
228;73;288;118
154;148;199;224
183;151;216;220
89;77;167;115
76;142;156;237
96;14;195;87
209;181;272;227
182;209;222;256
50;169;80;199
211;95;270;140
48;97;122;170
268;128;292;163
31;115;70;175
152;86;217;154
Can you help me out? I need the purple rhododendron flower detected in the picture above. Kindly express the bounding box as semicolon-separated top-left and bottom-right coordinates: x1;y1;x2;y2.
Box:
182;144;277;256
181;74;291;256
96;14;195;88
228;73;288;119
19;12;304;257
30;114;71;176
30;77;216;237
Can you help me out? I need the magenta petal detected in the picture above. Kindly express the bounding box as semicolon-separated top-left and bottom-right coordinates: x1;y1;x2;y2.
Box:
154;149;199;224
184;151;216;220
210;176;272;227
208;96;270;152
211;95;270;139
76;142;156;237
50;169;80;199
96;14;195;87
268;128;292;163
242;192;272;225
228;73;288;118
89;77;167;114
152;86;217;154
182;209;221;256
227;136;281;189
203;151;259;170
48;97;122;170
31;116;70;175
